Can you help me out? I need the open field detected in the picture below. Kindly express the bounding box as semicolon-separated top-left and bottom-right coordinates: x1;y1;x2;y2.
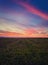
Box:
0;38;48;65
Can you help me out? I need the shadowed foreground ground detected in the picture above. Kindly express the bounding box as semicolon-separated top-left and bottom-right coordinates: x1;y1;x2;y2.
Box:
0;38;48;65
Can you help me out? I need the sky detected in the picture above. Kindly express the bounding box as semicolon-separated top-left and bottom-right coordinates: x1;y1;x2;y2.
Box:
0;0;48;37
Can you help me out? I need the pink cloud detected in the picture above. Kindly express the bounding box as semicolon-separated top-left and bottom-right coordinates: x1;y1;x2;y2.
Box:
25;28;38;35
17;2;48;20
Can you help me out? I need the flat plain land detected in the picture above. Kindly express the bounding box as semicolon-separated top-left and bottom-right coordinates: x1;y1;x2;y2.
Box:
0;38;48;65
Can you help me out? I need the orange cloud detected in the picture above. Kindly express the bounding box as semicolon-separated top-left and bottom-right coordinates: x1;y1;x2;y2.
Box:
0;32;24;37
0;31;48;38
18;2;48;20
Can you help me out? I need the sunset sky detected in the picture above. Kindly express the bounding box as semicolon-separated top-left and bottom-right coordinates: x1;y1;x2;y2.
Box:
0;0;48;37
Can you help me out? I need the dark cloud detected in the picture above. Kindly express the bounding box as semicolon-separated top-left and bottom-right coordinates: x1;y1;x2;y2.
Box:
0;30;9;33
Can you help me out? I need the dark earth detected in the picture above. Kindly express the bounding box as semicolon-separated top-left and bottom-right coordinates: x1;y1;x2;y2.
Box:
0;38;48;65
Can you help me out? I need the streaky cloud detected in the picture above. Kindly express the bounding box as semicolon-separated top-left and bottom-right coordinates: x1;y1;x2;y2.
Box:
17;2;48;20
